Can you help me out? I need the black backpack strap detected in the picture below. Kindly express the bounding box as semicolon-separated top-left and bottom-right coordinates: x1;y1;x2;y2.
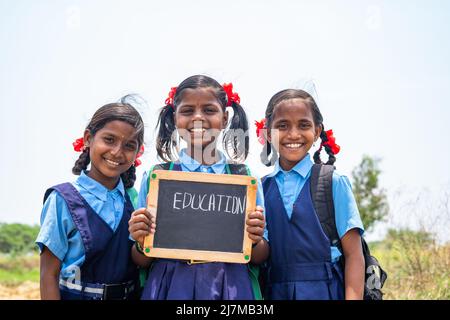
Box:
226;163;250;176
311;166;387;299
310;164;342;252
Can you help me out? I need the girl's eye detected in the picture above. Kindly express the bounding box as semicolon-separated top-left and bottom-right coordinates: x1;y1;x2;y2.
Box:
300;123;312;129
277;123;288;130
179;107;193;114
125;143;137;151
103;136;114;144
205;107;217;114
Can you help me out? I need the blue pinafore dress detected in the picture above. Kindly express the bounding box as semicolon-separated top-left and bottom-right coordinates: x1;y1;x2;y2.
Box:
262;175;345;300
43;183;138;300
140;164;254;300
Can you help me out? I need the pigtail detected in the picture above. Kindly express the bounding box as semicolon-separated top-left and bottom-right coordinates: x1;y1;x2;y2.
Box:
313;125;337;166
156;105;177;162
120;165;136;189
223;101;249;162
72;149;90;175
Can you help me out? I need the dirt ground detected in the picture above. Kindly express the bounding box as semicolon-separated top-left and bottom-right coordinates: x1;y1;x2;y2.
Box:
0;281;40;300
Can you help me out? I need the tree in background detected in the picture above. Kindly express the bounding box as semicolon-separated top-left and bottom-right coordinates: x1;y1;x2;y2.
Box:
351;155;389;231
0;223;40;254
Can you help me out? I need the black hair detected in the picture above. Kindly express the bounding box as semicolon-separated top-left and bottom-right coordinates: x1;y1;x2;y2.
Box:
260;89;336;167
72;95;145;188
156;75;249;163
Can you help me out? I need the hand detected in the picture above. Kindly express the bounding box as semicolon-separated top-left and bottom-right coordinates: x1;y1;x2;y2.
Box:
246;206;265;246
128;207;156;247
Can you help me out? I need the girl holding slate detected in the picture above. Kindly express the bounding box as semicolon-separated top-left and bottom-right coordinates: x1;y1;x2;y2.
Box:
36;98;144;299
129;75;269;300
256;89;365;300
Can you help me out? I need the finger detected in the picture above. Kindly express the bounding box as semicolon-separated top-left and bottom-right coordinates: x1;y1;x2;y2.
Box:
246;226;264;236
131;207;147;218
131;230;150;241
130;221;152;232
129;214;151;227
246;218;265;227
247;233;262;242
247;211;265;220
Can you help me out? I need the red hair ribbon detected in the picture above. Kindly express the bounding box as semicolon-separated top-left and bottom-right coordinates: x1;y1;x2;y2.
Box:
255;119;266;145
73;137;85;152
134;144;145;167
72;137;145;167
223;83;241;106
165;87;177;107
321;129;341;155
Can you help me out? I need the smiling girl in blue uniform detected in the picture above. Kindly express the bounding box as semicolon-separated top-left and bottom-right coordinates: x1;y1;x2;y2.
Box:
36;98;144;299
128;75;269;300
258;89;365;300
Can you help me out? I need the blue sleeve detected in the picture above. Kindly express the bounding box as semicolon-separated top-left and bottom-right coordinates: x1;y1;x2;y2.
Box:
137;171;149;209
332;172;365;239
35;191;76;261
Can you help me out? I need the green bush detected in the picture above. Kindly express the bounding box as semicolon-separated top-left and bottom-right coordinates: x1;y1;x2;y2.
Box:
372;228;450;299
0;223;40;254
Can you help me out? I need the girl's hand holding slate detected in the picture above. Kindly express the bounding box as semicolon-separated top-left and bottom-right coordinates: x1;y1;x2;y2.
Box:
246;206;269;264
129;207;156;247
246;206;265;245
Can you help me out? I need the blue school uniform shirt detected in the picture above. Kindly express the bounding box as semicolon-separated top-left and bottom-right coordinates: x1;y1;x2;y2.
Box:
137;149;268;240
266;154;364;262
35;171;127;280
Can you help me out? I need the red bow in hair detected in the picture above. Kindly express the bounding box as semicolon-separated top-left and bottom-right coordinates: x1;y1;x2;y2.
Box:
321;129;341;155
255;119;266;145
73;137;85;152
134;145;145;167
165;87;177;107
223;83;241;106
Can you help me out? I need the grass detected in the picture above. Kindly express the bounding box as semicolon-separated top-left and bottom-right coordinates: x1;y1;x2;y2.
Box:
370;234;450;300
0;253;40;286
0;234;449;299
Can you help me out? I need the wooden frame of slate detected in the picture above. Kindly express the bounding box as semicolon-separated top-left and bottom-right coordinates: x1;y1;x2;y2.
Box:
143;170;257;263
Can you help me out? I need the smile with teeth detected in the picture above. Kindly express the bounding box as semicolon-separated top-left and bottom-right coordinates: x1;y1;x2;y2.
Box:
189;128;206;133
284;143;304;149
104;158;121;166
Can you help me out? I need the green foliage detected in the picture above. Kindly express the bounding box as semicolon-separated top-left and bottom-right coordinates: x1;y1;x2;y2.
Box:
351;155;389;231
372;228;450;299
0;223;40;254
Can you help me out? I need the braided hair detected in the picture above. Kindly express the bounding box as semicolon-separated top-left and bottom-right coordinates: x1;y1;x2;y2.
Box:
156;75;249;163
260;89;336;167
72;95;145;188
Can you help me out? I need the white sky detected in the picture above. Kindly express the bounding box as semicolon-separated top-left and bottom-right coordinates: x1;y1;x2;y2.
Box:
1;0;449;241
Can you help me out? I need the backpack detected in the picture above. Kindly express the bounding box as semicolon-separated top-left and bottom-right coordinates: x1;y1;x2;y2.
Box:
310;164;387;300
140;162;264;300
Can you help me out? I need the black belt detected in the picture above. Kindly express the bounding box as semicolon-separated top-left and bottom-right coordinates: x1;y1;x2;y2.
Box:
59;279;137;300
102;280;136;300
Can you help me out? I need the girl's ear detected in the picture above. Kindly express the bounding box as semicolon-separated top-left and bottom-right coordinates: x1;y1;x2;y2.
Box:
314;124;322;142
222;110;229;128
83;129;92;148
